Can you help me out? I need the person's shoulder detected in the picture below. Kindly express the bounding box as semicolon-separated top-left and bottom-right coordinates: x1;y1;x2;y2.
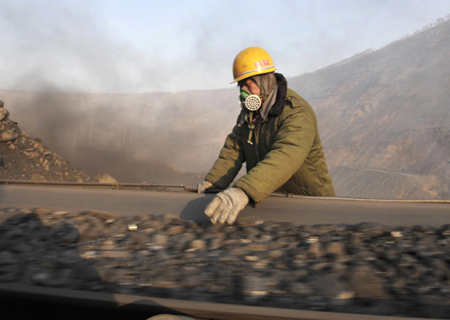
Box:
285;88;313;111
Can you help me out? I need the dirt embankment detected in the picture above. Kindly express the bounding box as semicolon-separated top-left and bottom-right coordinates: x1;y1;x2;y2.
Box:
0;100;90;182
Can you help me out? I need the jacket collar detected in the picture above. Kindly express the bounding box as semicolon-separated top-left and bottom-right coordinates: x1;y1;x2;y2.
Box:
268;73;287;117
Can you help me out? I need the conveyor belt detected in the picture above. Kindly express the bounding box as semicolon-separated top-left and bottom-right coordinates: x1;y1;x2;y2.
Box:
0;183;448;226
0;181;449;319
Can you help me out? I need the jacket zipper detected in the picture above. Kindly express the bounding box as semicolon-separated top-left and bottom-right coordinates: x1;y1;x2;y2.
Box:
254;117;269;162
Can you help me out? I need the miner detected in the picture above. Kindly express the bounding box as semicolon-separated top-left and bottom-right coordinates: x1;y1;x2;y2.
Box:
198;47;335;224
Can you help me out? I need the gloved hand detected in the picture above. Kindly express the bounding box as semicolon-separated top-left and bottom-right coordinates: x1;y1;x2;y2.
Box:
205;188;249;224
197;180;214;193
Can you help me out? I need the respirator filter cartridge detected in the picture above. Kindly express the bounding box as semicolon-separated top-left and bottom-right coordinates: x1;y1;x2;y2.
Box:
244;94;261;111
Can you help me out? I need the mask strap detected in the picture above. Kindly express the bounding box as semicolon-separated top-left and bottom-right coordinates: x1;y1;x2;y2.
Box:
245;111;255;144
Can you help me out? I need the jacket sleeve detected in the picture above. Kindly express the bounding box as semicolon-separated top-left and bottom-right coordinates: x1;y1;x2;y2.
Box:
234;104;315;205
205;113;245;189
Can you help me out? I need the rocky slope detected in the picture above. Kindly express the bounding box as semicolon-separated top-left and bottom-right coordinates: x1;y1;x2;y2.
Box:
0;100;90;182
1;207;450;318
329;166;442;199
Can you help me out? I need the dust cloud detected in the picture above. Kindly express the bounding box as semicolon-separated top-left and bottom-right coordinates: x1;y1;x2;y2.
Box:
0;1;233;183
2;89;228;184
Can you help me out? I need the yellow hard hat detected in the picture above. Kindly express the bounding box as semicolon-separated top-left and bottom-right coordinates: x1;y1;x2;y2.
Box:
231;47;276;84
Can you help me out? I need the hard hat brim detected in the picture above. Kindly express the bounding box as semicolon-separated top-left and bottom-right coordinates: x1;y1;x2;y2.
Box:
231;66;277;84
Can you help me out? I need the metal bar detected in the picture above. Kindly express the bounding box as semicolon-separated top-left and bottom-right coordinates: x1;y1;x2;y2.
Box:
0;179;448;204
277;193;450;204
0;179;188;189
0;283;439;320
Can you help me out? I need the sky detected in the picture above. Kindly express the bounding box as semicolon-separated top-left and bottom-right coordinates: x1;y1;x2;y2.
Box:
1;0;450;93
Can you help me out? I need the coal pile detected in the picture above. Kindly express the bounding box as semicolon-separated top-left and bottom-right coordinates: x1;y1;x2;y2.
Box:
0;100;90;182
1;207;450;318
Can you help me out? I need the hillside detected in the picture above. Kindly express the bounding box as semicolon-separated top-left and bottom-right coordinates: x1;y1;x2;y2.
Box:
289;19;450;199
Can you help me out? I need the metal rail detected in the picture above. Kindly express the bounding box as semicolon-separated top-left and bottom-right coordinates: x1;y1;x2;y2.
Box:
0;179;197;191
0;179;448;203
0;283;440;320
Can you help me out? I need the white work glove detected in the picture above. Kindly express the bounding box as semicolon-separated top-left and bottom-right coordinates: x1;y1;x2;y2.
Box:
197;180;214;193
205;188;249;224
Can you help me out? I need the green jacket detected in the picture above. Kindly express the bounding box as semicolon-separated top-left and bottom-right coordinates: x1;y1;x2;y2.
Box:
206;83;335;206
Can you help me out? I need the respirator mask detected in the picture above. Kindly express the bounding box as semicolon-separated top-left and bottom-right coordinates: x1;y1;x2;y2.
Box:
239;88;263;145
240;90;261;111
